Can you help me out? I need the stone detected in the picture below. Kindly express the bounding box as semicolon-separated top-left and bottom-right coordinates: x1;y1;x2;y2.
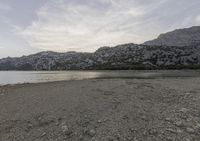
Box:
127;136;133;141
41;132;46;137
88;129;96;137
114;133;121;140
0;93;4;96
175;121;184;127
61;125;68;132
61;124;72;135
91;137;97;141
165;117;171;122
27;123;33;128
107;136;115;141
193;122;200;129
166;128;177;134
180;108;188;113
186;127;195;134
176;129;183;133
166;136;175;141
141;115;147;120
185;138;191;141
97;119;102;123
149;129;158;135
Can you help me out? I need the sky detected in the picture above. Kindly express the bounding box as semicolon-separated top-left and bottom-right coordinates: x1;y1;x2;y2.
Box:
0;0;200;58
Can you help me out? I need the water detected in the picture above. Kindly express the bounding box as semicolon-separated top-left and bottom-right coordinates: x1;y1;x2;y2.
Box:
0;70;200;85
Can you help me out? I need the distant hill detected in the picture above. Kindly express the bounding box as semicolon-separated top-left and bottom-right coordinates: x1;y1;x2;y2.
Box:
0;43;200;70
1;26;200;70
144;26;200;46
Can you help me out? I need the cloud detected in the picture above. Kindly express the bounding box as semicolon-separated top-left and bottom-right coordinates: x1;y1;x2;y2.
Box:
0;2;11;11
0;2;12;23
20;0;154;52
196;15;200;23
19;0;200;52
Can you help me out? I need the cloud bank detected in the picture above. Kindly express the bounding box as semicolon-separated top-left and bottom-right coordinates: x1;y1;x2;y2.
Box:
18;0;200;52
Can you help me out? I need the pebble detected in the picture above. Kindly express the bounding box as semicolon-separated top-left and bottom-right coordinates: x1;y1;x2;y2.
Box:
185;92;190;95
41;132;46;137
114;133;121;139
166;136;175;141
91;137;97;141
1;89;5;93
193;122;200;129
133;137;138;141
175;121;184;127
186;127;195;134
27;123;33;128
127;136;132;141
97;119;102;123
166;128;177;134
185;138;191;141
176;129;183;133
149;129;157;135
88;129;96;137
61;124;72;135
83;128;88;134
61;125;68;132
186;118;192;122
0;89;5;96
141;115;147;120
165;117;171;122
107;136;115;141
180;108;188;113
79;134;84;140
55;121;60;126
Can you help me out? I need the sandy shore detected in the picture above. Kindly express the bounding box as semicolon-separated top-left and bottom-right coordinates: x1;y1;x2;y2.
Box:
0;78;200;141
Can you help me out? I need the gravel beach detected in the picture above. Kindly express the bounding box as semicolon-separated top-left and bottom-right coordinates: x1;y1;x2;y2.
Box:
1;78;200;141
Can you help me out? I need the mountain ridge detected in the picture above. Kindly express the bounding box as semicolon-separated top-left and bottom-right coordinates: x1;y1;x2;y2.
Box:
144;26;200;46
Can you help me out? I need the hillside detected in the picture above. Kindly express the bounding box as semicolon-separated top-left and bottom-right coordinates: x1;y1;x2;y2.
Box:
0;43;200;70
144;26;200;46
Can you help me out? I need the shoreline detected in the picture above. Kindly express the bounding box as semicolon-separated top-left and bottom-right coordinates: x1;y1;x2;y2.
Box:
0;76;193;88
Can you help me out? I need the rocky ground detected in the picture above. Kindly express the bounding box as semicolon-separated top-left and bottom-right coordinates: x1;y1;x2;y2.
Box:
0;78;200;141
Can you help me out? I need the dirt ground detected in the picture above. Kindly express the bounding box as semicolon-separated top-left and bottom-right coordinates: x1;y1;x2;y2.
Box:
0;78;200;141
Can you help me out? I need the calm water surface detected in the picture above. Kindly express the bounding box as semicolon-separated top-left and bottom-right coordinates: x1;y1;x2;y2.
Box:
0;70;200;85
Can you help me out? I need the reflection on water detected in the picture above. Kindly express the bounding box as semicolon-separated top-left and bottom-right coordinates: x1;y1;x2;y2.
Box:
0;70;200;85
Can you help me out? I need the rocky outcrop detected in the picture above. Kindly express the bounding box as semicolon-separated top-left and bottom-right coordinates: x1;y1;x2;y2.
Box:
144;26;200;47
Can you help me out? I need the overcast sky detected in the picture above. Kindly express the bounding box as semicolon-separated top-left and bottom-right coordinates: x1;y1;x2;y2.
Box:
0;0;200;58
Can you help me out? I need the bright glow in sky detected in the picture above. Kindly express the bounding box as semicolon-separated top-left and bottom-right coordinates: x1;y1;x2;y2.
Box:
0;0;200;58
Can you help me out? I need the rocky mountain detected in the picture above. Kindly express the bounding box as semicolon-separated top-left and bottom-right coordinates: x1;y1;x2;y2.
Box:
0;43;200;70
144;26;200;46
1;26;200;70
